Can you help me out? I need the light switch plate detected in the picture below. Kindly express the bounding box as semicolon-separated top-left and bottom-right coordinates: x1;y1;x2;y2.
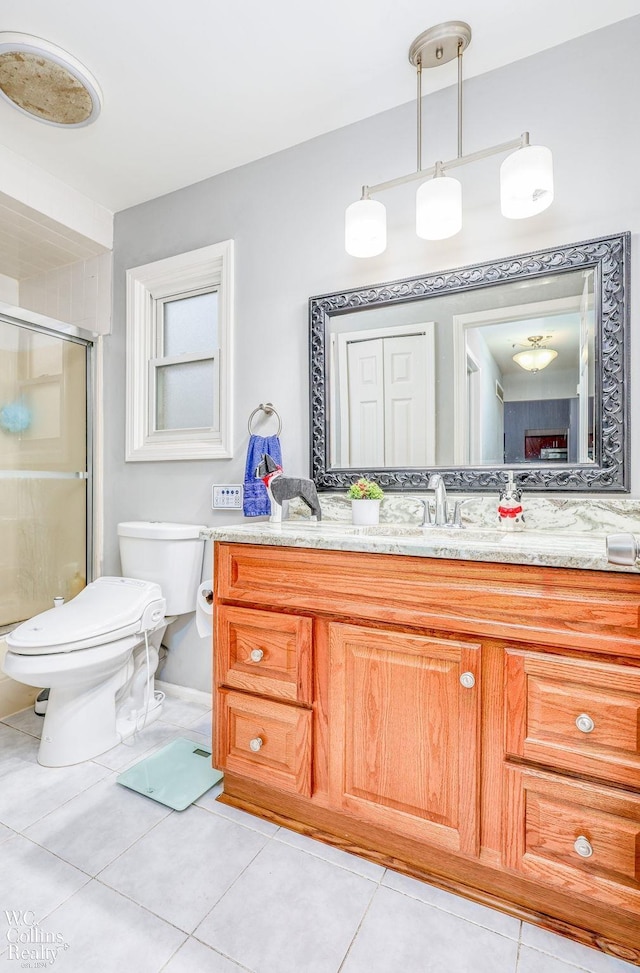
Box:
212;484;244;509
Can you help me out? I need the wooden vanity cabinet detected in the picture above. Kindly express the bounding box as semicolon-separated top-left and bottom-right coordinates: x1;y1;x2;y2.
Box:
213;542;640;965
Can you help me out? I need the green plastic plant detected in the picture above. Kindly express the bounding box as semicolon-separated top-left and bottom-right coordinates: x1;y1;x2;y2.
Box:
347;478;384;501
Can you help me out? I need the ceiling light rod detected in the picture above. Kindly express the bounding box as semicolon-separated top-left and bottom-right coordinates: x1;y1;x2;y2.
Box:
415;33;462;173
345;21;554;257
364;131;531;198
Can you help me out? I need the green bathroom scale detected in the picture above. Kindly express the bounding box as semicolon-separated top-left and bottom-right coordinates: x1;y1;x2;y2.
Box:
116;738;224;811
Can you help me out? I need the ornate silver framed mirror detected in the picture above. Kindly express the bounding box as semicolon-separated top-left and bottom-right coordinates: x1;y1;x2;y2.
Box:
309;233;629;491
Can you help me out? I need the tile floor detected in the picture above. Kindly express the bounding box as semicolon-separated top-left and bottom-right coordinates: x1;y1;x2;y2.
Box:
0;692;637;973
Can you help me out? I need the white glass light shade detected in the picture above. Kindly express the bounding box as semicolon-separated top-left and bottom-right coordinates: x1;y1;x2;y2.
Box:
416;176;462;240
345;198;387;257
512;347;558;372
500;144;554;219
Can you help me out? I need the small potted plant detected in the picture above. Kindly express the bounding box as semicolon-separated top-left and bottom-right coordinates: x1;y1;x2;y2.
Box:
347;478;384;525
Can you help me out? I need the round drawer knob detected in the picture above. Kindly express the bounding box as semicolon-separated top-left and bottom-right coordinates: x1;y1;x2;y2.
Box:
459;672;475;689
249;737;264;752
250;649;264;663
573;835;593;858
575;713;595;734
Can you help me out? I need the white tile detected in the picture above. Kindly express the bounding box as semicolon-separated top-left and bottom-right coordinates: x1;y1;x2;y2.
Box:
0;833;88;922
195;840;376;973
45;880;185;973
188;710;213;736
0;721;37;760
91;719;179;771
521;924;639;973
164;937;247;973
2;706;44;738
341;886;519;973
160;694;212;728
25;775;172;875
0;742;110;831
57;266;72;322
195;782;279;837
518;946;606;973
274;826;385;881
99;805;268;933
69;260;84;326
382;868;521;939
0;821;14;845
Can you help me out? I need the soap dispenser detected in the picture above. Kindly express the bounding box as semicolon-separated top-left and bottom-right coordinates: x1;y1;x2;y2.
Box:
497;471;525;530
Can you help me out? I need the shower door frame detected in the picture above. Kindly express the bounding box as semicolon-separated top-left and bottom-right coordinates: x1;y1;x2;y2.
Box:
0;309;95;628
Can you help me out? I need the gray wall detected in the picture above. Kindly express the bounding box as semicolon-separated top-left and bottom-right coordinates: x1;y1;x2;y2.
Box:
104;18;640;690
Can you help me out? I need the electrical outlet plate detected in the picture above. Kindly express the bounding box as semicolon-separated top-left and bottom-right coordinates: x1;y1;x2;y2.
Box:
212;484;244;509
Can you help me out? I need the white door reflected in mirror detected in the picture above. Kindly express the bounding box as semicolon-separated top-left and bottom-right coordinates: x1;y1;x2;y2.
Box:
328;267;595;470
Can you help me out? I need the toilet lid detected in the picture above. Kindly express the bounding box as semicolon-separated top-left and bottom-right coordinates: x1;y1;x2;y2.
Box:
7;577;164;652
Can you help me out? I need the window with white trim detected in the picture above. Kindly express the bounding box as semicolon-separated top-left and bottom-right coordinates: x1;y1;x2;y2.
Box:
125;240;233;461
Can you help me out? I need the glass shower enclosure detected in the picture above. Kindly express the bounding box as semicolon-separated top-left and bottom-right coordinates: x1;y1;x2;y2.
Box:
0;314;91;628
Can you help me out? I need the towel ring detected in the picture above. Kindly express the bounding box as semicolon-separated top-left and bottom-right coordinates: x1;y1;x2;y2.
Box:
247;402;282;437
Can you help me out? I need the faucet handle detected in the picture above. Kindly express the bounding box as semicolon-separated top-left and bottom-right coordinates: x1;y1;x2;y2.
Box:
451;498;473;529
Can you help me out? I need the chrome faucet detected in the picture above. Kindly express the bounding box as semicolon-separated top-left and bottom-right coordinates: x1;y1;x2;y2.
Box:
428;474;448;526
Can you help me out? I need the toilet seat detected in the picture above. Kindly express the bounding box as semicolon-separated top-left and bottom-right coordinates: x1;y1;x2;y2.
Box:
4;632;144;678
6;577;166;656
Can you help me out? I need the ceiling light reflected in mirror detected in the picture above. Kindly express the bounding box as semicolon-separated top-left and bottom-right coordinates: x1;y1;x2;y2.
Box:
512;336;559;372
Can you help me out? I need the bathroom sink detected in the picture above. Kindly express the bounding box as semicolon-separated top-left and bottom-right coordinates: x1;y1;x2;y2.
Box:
263;520;359;534
497;530;605;553
221;521;607;565
265;521;605;552
358;524;425;538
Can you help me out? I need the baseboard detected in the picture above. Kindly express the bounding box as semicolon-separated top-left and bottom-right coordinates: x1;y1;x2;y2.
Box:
156;680;212;707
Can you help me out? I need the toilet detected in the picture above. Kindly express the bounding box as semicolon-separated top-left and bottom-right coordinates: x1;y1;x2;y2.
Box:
3;521;206;767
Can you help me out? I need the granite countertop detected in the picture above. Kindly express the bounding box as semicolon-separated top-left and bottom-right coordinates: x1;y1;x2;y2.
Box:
201;495;640;573
201;520;640;573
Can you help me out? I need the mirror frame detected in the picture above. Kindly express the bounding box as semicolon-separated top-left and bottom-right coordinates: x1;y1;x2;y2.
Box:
309;233;630;492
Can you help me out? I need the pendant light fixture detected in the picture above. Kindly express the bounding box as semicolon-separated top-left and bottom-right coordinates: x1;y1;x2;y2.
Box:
512;335;558;373
344;22;554;257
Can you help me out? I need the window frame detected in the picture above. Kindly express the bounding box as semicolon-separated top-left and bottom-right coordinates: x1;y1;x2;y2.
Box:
125;240;233;461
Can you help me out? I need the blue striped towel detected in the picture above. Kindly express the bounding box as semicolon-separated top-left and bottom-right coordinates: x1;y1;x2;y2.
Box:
243;435;282;517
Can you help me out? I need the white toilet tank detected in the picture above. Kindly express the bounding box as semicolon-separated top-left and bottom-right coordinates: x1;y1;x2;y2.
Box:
117;522;206;615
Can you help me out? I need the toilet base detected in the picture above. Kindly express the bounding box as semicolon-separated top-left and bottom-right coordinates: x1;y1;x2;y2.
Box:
38;667;126;766
33;631;166;767
116;689;164;742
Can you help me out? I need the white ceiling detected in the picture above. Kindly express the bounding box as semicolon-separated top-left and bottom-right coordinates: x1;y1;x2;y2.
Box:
0;1;638;214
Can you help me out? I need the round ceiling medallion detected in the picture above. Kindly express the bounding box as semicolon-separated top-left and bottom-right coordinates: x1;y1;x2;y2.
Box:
0;32;102;127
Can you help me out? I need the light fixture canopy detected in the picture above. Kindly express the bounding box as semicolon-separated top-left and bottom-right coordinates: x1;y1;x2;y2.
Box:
345;21;554;257
0;32;102;127
512;335;558;372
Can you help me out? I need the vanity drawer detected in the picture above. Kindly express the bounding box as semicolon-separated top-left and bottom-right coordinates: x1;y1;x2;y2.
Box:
215;690;312;797
505;650;640;788
505;766;640;913
216;605;312;704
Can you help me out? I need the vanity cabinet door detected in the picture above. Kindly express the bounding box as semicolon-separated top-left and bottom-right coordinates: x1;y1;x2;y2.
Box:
327;623;481;856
